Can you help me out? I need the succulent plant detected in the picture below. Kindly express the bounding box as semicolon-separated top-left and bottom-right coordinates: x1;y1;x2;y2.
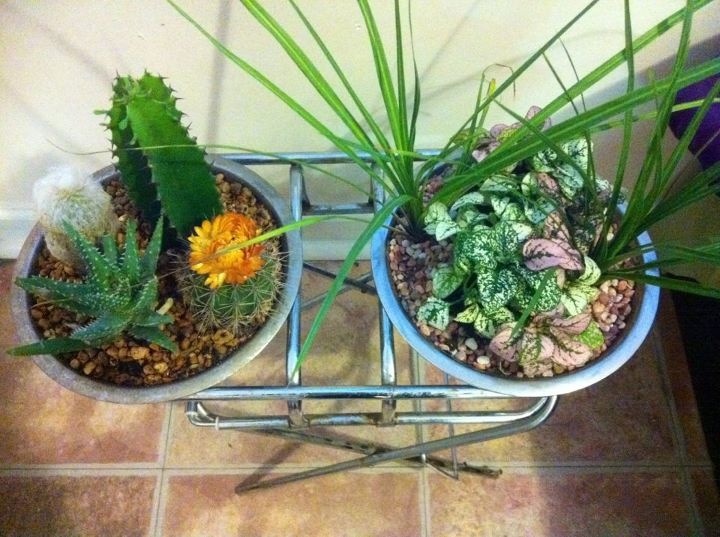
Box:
31;166;119;268
9;218;177;356
179;212;282;335
103;72;222;239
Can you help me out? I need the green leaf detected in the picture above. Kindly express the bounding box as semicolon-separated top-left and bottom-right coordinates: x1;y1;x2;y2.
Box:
561;283;599;316
455;302;480;323
416;296;451;330
454;228;497;271
450;191;490;214
128;326;178;353
7;337;90;357
122;219;141;283
72;315;128;346
63;221;116;288
493;220;533;257
472;308;494;338
577;255;601;285
432;265;465;299
140;218;164;282
476;267;521;311
424;202;459;240
577;321;604;350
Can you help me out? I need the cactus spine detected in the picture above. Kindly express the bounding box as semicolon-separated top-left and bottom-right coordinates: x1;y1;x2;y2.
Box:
32;166;119;268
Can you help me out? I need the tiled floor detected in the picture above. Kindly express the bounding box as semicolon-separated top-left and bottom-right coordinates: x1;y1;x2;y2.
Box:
0;259;718;537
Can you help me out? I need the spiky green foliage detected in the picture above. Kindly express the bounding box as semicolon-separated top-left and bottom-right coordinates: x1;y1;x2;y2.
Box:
9;219;177;356
104;72;222;239
179;248;282;335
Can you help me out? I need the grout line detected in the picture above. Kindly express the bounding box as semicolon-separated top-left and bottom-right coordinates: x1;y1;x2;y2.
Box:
421;466;431;537
151;400;176;537
651;325;704;535
154;471;172;537
0;468;160;477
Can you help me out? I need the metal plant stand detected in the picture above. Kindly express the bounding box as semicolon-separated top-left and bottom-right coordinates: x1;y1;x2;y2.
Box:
181;152;558;494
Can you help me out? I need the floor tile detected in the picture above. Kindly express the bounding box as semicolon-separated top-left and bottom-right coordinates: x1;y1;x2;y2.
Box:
422;338;677;464
0;262;168;465
161;471;422;537
692;469;720;537
657;293;713;463
0;473;156;537
428;469;691;536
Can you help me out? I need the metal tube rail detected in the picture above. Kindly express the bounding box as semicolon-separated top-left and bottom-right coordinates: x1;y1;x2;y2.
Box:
186;397;550;429
183;384;515;401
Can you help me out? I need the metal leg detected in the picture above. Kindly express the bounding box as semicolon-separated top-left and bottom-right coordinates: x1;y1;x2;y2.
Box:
232;396;557;494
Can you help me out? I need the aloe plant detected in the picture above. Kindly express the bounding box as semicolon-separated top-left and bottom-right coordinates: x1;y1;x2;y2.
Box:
9;218;177;356
168;0;720;367
103;72;222;239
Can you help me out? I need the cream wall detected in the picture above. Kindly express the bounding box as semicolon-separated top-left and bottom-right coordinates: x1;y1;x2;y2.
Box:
1;1;719;268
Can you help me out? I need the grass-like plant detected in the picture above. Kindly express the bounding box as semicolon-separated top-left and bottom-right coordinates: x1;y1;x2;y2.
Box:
168;0;720;366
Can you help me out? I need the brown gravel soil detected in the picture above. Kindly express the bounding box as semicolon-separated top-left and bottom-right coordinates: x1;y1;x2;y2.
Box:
23;174;283;388
387;227;636;379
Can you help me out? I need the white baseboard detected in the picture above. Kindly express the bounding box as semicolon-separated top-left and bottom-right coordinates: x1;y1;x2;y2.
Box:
0;208;35;259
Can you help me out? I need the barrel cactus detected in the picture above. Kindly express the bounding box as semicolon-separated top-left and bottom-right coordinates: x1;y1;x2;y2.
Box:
179;212;282;334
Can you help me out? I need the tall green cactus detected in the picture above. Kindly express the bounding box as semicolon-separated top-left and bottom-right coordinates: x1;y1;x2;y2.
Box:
104;72;222;238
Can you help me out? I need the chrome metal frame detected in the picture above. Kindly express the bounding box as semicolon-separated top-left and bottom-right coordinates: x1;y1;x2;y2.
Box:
181;151;558;493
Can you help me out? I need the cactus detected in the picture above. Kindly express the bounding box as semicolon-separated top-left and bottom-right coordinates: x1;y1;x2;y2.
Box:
179;212;282;334
32;166;119;267
180;250;282;335
9;218;177;356
103;72;222;239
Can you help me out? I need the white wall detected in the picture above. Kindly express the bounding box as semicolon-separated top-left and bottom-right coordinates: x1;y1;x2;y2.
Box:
1;1;719;271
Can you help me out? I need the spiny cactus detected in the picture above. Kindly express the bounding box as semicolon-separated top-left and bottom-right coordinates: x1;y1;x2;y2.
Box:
180;251;282;335
102;72;222;239
32;166;119;268
9;218;177;356
179;212;282;335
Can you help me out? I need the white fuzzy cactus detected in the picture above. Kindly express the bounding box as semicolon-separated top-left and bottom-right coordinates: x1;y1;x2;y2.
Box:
32;166;119;267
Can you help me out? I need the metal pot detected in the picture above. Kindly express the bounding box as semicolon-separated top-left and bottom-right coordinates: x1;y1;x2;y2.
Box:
11;156;302;404
371;216;660;397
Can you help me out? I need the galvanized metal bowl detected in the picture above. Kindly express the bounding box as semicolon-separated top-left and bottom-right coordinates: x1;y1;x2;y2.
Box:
11;156;302;404
371;216;660;397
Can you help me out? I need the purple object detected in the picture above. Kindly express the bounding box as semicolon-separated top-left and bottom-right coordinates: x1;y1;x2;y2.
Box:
669;73;720;170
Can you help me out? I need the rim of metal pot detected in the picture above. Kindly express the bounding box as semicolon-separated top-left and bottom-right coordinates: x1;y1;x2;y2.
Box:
371;214;660;397
11;155;302;404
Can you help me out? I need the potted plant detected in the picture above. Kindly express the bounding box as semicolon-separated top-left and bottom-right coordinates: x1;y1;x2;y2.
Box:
169;0;720;394
9;73;303;404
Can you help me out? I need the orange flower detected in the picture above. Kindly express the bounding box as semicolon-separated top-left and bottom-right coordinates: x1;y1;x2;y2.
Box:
188;212;265;289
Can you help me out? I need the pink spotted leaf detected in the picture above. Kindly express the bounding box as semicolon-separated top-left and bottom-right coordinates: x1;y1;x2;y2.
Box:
523;237;584;271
